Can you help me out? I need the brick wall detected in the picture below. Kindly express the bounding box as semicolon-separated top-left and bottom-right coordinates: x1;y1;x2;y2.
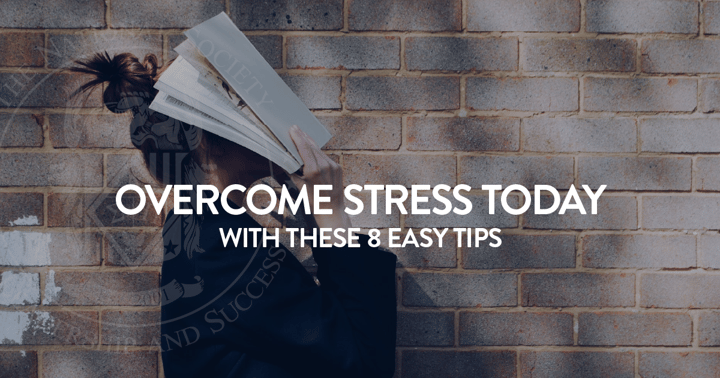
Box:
0;0;718;377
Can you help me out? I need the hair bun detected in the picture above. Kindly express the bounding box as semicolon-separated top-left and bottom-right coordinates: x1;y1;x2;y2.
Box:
69;51;160;113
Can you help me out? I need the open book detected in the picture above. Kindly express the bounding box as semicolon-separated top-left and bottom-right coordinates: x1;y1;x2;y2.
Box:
149;12;332;173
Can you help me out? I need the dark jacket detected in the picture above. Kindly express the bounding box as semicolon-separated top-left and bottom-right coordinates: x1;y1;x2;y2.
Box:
160;203;397;378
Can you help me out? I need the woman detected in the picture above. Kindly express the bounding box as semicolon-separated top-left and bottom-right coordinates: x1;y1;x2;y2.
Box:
71;52;397;378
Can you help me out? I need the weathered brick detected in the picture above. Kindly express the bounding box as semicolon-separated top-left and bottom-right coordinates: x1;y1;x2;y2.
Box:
699;234;720;268
232;0;343;30
168;34;283;68
583;234;695;268
347;76;459;110
0;271;39;305
524;38;636;72
0;351;37;378
579;312;691;346
406;37;517;72
0;114;44;147
404;193;519;228
0;193;43;227
460;312;573;346
641;119;720;153
578;157;691;191
584;77;697;112
43;351;157;378
467;77;578;111
397;311;454;346
642;196;720;230
102;311;160;345
643;40;720;74
43;271;159;306
106;154;157;188
48;193;163;228
0;33;44;67
0;73;102;108
520;351;634;378
46;33;163;69
460;156;574;188
318;116;401;150
0;0;105;28
0;153;102;187
49;114;133;148
463;234;576;269
641;274;720;308
701;79;720;112
524;196;637;230
706;2;720;34
402;350;516;378
522;273;635;307
523;118;636;152
640;352;720;378
0;311;97;345
281;75;341;109
105;231;163;267
407;117;519;151
288;36;399;70
699;311;720;346
386;230;457;267
402;272;517;307
349;0;461;31
110;0;223;28
587;0;698;33
0;231;100;266
467;0;580;32
343;154;456;187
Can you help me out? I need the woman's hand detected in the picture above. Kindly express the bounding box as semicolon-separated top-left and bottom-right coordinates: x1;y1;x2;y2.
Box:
288;125;353;234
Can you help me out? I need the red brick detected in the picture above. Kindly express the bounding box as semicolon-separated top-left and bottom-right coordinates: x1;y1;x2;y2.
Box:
101;311;160;345
0;351;37;378
105;231;162;267
232;0;343;31
460;312;573;346
0;114;44;147
523;118;636;152
43;271;159;306
524;38;636;72
699;311;720;346
106;154;158;188
463;234;576;269
522;273;635;307
706;2;720;35
397;311;454;346
583;234;695;268
524;196;637;230
402;272;517;307
48;193;163;228
0;311;98;345
640;352;720;378
49;114;133;148
0;153;102;187
583;77;697;112
701;79;720;112
520;351;635;378
579;312;692;346
641;274;720;308
343;154;456;187
587;0;698;33
467;77;578;111
406;37;517;71
0;0;105;28
46;33;163;69
578;157;691;191
404;192;519;228
0;193;43;227
407;117;519;151
43;351;157;378
0;73;102;108
349;0;461;31
641;118;720;153
110;0;223;28
288;36;399;70
643;40;720;74
460;156;574;188
642;196;720;230
281;75;341;109
402;350;516;378
468;0;580;32
347;76;460;110
0;33;44;67
318;116;401;150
